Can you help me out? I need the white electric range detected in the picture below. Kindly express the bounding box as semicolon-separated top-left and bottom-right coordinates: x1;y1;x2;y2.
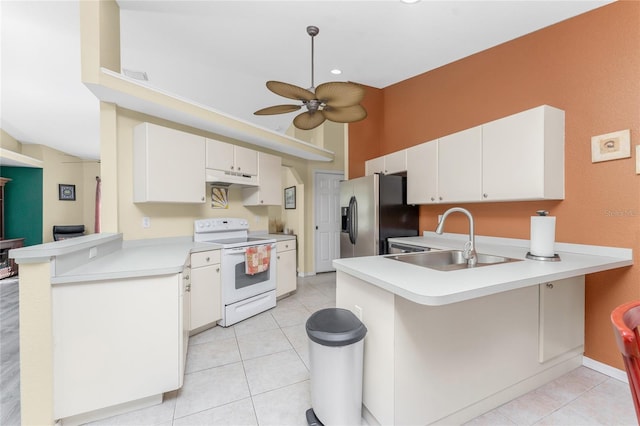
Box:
194;218;277;326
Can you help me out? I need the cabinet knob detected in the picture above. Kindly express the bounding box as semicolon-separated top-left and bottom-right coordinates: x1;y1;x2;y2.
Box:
483;193;488;198
186;284;191;292
201;196;205;201
238;167;241;171
439;196;443;201
260;200;264;204
206;256;210;262
277;255;281;260
185;275;190;280
430;197;435;202
216;267;220;273
230;165;234;170
546;283;554;289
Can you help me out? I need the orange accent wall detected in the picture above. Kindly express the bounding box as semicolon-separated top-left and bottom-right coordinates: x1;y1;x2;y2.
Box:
349;1;640;369
348;85;384;179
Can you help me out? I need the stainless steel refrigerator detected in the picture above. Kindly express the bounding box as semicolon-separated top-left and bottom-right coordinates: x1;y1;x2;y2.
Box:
340;173;419;258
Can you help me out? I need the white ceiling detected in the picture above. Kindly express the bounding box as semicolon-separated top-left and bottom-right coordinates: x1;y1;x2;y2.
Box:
1;0;612;161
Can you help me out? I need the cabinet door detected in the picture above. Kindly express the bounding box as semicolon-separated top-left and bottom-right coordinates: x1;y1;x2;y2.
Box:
407;140;438;204
234;146;258;176
243;152;282;205
133;123;205;203
384;150;407;175
205;138;235;172
276;245;297;297
483;105;564;201
438;126;482;203
190;251;221;331
538;276;585;363
365;156;385;176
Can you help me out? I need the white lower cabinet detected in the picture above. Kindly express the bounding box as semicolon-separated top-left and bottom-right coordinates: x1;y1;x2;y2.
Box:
538;276;584;363
276;240;297;297
189;250;221;332
52;274;184;420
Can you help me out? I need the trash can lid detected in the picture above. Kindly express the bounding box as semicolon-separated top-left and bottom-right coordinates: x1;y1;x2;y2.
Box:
306;308;367;347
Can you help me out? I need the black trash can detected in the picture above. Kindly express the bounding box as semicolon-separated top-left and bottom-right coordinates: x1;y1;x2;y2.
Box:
305;308;367;426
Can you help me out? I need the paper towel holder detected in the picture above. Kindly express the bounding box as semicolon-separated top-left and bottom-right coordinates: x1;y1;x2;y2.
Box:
526;210;561;261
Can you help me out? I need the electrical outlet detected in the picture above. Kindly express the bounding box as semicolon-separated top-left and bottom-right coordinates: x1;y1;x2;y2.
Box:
142;217;151;228
354;304;363;321
89;247;97;259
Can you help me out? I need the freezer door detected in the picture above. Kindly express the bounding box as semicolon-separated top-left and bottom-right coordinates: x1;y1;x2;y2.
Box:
353;174;379;257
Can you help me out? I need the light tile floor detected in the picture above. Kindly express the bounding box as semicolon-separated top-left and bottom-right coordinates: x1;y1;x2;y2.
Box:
0;273;637;425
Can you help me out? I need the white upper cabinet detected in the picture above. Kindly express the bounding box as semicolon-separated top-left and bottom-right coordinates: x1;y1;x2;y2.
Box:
365;156;385;175
133;122;206;203
438;126;483;203
482;105;564;201
406;140;438;205
383;150;407;174
206;138;258;176
365;150;408;175
243;152;282;205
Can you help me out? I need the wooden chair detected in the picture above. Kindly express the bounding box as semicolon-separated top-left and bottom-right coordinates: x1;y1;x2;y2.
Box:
611;300;640;422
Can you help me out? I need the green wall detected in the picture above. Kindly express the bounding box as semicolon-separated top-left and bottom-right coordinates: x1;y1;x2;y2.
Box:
2;167;43;246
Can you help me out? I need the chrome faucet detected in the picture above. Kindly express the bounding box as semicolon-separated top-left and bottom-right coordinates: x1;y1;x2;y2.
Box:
435;207;477;267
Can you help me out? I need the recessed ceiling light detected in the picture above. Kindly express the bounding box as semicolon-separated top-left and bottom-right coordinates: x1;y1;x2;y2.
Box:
330;69;342;75
401;0;421;3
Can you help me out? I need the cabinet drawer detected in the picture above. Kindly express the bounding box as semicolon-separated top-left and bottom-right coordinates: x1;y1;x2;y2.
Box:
277;240;295;253
191;250;220;268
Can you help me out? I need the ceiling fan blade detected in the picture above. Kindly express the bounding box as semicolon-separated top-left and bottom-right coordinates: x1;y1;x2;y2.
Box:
266;81;315;102
315;82;365;108
322;104;368;123
254;104;302;115
293;111;326;130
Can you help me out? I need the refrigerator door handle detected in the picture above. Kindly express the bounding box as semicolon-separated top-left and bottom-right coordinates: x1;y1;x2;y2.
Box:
349;196;358;244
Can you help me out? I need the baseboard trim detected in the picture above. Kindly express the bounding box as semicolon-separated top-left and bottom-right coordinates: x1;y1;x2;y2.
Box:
582;356;628;383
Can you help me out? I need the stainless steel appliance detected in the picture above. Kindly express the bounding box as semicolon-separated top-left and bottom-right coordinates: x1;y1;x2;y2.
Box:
340;173;419;258
194;218;276;326
388;242;428;254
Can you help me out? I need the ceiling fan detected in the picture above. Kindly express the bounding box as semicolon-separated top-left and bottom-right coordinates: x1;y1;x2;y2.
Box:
254;25;367;131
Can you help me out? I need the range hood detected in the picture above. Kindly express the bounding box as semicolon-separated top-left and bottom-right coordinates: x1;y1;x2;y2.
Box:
205;168;258;187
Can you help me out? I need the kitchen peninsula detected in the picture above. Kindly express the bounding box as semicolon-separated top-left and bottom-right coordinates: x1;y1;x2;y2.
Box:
333;232;633;425
10;231;295;425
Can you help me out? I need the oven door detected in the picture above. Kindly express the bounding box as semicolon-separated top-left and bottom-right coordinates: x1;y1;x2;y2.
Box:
221;244;277;305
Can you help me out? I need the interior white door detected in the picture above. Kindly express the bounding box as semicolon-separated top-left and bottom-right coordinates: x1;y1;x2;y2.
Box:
315;171;343;273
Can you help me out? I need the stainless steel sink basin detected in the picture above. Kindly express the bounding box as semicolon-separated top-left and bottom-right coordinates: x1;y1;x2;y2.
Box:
388;250;522;271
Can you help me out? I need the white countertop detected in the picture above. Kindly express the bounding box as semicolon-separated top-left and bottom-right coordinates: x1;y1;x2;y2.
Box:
10;232;294;284
333;232;633;306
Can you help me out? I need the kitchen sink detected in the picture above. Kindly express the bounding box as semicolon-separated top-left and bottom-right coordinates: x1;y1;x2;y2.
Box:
388;250;522;271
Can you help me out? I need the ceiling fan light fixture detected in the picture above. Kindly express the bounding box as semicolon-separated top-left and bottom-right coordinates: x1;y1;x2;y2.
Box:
331;69;342;75
254;26;367;130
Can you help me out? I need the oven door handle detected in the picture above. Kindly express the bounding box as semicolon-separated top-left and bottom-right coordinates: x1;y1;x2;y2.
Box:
225;244;276;255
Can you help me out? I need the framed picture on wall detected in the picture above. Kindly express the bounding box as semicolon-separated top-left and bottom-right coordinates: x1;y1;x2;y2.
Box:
59;184;76;201
284;186;296;209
